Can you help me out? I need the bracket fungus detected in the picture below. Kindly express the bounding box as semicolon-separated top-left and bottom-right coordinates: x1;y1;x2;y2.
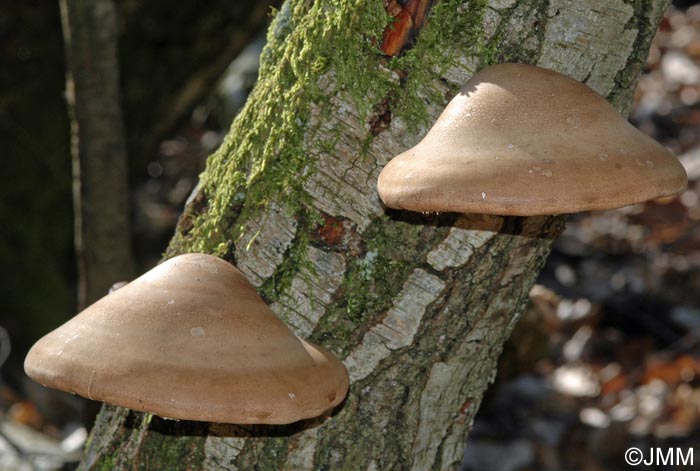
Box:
24;253;349;424
377;63;687;216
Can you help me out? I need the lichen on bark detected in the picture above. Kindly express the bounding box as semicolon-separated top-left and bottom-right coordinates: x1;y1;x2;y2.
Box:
81;1;670;470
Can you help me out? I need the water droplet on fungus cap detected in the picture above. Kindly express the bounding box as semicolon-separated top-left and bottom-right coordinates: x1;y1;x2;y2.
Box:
377;63;687;215
24;253;349;424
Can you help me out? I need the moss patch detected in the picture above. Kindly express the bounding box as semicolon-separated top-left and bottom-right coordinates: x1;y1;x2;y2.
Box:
237;436;290;470
168;0;492;274
387;0;489;127
607;0;658;113
257;212;320;302
95;456;115;471
136;418;208;470
168;0;497;354
168;0;391;258
477;0;550;68
312;213;453;357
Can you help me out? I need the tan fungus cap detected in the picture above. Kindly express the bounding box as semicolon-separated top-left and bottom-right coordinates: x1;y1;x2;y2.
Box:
377;63;687;216
24;253;349;424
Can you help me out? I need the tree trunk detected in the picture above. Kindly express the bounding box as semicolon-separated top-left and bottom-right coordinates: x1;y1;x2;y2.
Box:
60;0;134;308
80;0;668;469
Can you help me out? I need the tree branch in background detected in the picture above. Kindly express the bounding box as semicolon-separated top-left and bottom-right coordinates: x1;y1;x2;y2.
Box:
59;0;134;308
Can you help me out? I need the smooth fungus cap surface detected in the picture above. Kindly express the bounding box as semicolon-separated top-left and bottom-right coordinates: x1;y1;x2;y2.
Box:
24;253;349;424
377;63;687;215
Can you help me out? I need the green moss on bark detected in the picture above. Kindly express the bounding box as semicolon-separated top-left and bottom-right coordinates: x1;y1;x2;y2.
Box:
168;0;390;257
135;419;207;470
235;435;290;470
608;0;668;113
167;0;491;266
312;213;453;356
257;214;319;301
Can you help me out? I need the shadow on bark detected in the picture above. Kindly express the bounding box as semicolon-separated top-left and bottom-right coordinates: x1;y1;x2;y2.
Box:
385;208;562;239
116;398;348;439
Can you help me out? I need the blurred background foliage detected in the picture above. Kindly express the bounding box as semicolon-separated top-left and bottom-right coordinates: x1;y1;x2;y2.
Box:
0;1;73;370
1;0;699;469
